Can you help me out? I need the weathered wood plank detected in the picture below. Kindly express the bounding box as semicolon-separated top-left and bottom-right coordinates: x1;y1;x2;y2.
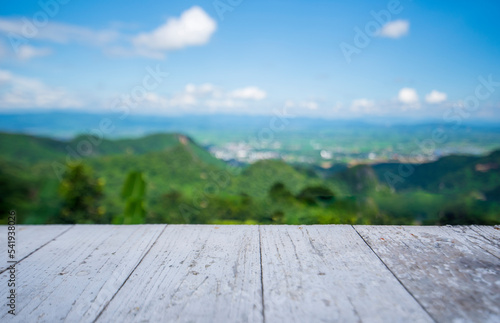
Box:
444;225;500;259
470;225;500;242
260;225;432;323
0;225;73;272
355;225;500;323
0;225;165;322
1;224;497;322
97;225;263;323
470;225;500;258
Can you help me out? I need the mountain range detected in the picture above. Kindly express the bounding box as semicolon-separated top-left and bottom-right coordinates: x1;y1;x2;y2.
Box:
1;131;499;225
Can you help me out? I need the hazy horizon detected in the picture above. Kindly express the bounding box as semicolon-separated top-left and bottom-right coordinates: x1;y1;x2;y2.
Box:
1;0;500;121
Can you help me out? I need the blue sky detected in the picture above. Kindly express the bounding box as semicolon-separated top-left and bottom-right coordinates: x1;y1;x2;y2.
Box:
1;0;500;120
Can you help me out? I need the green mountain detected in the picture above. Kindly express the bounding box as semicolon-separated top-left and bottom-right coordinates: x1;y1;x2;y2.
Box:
372;150;500;195
0;132;67;164
0;132;209;164
71;133;188;157
329;164;379;195
231;160;319;198
0;132;498;225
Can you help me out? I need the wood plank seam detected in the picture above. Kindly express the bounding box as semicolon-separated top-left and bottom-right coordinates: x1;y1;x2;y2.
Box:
92;224;168;323
351;225;438;323
260;225;433;322
95;225;263;322
0;224;75;275
468;227;500;260
258;225;266;323
360;225;500;322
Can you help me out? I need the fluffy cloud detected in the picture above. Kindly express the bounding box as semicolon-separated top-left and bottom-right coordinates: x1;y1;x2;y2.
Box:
0;70;84;109
128;83;266;112
17;45;52;60
378;20;409;38
0;7;217;59
425;90;447;104
351;98;374;112
185;83;220;97
132;6;216;58
230;86;267;100
303;101;318;110
398;87;419;104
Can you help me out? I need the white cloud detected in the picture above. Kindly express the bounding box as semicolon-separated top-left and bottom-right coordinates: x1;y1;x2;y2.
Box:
230;86;267;100
125;83;267;113
0;69;11;82
169;92;197;107
0;40;6;58
302;101;318;110
398;87;419;104
378;20;409;39
205;99;243;109
132;6;216;58
0;70;84;109
0;18;118;46
185;83;219;97
350;98;374;112
141;92;169;107
425;90;447;104
0;7;217;59
284;100;295;109
283;100;319;110
17;45;52;60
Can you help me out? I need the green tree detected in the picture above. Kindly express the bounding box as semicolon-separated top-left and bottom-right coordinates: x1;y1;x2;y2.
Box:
296;186;335;206
113;171;147;224
269;182;294;201
59;163;104;224
0;161;31;224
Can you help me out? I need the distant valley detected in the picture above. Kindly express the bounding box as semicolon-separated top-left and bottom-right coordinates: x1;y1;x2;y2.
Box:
1;130;499;225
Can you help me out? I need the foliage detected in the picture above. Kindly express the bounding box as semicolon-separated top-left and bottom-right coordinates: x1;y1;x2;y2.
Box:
0;132;499;225
58;163;105;224
113;171;147;224
0;160;32;224
296;186;335;206
269;182;294;201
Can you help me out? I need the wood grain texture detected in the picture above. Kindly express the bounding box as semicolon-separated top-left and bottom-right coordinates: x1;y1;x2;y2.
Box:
469;226;500;258
440;225;500;259
1;225;498;322
97;225;263;323
260;225;433;323
355;225;500;323
0;225;73;272
0;225;165;322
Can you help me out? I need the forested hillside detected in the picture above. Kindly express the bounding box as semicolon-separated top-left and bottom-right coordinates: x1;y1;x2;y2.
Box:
1;132;498;225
